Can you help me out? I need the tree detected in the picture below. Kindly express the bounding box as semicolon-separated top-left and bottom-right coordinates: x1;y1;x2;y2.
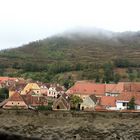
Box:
63;76;74;89
128;97;135;110
70;95;83;110
129;73;136;82
114;73;120;83
103;63;114;83
0;88;9;102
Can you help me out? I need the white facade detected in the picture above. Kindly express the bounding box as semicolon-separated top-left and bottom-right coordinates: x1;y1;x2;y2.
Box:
135;105;140;110
80;96;96;110
48;87;58;98
116;100;129;110
105;92;119;97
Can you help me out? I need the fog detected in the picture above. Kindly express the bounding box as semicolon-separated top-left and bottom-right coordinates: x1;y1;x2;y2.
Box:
0;0;140;49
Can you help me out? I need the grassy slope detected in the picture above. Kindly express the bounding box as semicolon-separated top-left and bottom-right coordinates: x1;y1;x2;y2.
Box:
0;30;140;66
0;29;140;82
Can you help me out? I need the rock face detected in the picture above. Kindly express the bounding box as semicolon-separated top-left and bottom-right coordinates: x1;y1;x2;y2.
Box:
0;110;140;140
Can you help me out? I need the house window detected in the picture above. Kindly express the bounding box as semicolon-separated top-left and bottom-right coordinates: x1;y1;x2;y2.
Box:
12;102;13;104
122;102;127;106
18;103;19;104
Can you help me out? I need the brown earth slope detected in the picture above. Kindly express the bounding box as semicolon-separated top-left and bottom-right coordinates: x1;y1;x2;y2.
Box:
0;110;140;140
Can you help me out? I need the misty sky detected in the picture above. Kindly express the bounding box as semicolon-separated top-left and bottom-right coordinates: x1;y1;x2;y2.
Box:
0;0;140;49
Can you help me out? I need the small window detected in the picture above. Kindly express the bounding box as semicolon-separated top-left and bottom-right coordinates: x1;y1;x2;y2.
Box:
123;103;127;106
18;103;19;104
12;102;13;104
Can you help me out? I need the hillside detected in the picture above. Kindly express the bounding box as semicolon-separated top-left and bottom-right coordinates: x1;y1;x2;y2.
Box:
0;28;140;84
1;29;140;65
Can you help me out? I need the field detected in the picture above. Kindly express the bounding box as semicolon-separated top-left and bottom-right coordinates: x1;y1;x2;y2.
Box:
0;110;140;140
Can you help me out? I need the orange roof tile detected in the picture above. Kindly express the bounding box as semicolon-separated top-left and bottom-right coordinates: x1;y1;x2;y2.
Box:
9;92;25;101
67;81;105;96
117;92;140;105
0;77;17;82
112;82;125;93
105;84;116;92
100;96;116;107
124;82;140;92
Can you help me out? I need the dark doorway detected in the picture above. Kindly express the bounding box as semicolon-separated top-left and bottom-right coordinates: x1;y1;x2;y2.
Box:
82;106;84;111
77;104;80;111
57;105;60;109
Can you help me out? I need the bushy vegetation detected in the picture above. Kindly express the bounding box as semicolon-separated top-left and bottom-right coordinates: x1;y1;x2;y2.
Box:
0;88;9;102
70;95;83;110
37;102;53;111
1;31;140;83
128;97;135;110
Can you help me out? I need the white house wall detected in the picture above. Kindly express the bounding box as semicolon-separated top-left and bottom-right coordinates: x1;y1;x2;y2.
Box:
116;100;129;110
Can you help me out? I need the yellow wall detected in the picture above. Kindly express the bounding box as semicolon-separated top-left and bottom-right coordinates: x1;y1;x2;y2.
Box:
9;90;15;97
21;83;41;95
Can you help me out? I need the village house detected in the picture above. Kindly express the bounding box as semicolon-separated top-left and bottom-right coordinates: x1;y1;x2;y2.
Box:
80;95;97;111
99;96;116;110
20;83;41;95
0;77;18;89
47;84;65;98
52;93;70;110
22;93;48;108
39;84;49;96
116;92;140;110
66;81;105;100
105;83;124;97
2;92;28;109
9;83;27;97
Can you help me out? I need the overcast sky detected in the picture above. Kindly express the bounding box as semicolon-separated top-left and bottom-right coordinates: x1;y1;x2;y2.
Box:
0;0;140;49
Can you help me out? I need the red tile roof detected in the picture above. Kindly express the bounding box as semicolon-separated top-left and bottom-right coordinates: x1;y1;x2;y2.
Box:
105;84;116;92
100;96;116;107
105;82;125;93
0;77;17;82
124;82;140;92
117;92;140;105
9;92;25;101
22;94;48;106
67;81;105;96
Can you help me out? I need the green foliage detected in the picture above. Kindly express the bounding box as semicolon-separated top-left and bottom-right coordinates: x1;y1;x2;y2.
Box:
128;97;135;110
0;88;9;102
114;59;130;68
70;95;83;110
1;32;140;83
37;102;52;111
63;76;74;89
37;105;52;111
114;73;120;83
103;63;114;83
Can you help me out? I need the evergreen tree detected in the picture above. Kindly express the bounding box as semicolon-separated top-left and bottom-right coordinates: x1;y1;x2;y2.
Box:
128;97;135;110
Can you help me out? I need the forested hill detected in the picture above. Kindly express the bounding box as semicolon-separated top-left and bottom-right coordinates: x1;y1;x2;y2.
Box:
1;29;140;66
0;28;140;85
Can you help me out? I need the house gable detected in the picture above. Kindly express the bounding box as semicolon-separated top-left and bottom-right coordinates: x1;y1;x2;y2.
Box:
21;83;41;95
80;96;96;110
53;94;70;110
3;92;28;109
